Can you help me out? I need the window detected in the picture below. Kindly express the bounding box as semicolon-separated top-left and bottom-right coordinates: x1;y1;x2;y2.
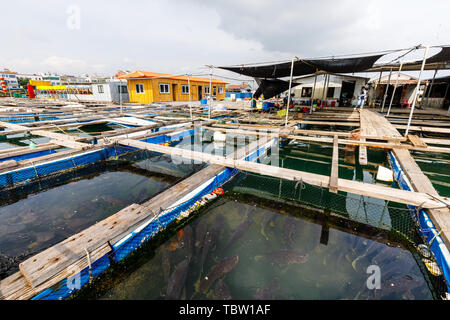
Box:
98;85;104;93
213;86;217;95
218;86;224;94
181;85;190;94
204;86;210;94
327;87;335;98
118;85;127;94
301;87;312;97
135;83;144;94
159;83;170;94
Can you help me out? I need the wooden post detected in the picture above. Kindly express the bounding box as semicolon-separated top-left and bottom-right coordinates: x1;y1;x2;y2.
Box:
381;67;393;113
284;58;295;127
310;72;317;114
406;46;429;136
374;70;383;108
387;62;403;116
425;68;438;107
329;135;339;193
187;74;192;120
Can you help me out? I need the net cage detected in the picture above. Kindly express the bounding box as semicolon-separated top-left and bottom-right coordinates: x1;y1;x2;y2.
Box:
1;130;448;299
228;168;449;299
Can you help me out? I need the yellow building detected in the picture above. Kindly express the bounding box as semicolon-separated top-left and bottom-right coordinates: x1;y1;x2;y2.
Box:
119;71;228;104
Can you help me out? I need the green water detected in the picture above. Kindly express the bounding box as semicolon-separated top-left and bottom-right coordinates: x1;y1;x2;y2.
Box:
90;195;433;300
411;151;450;198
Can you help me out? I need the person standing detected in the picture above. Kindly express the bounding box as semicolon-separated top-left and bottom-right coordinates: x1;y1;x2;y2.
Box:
356;86;367;109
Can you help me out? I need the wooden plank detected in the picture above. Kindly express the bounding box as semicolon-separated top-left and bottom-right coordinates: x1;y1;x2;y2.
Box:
408;135;428;148
359;138;368;165
0;143;57;160
14;138;264;293
0;160;18;170
392;148;450;250
329;135;339;193
118;138;448;208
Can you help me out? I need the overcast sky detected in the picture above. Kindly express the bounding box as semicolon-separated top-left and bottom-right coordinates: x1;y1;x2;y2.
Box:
1;0;449;82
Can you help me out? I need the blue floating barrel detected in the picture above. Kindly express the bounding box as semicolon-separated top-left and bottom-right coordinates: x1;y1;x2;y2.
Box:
262;102;270;111
201;98;207;105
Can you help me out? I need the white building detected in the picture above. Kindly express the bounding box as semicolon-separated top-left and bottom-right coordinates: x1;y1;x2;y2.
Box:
368;73;428;108
64;81;129;103
41;73;62;86
16;73;44;81
292;73;369;107
0;69;20;89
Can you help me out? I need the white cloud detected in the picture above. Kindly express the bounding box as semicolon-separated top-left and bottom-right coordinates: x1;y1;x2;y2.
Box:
40;56;88;73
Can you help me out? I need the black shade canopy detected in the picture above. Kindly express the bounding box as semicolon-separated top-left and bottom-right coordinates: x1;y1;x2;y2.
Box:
220;54;384;78
253;79;301;99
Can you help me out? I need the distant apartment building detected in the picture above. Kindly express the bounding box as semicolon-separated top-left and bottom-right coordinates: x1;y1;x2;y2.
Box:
41;73;62;86
16;73;44;81
0;69;20;89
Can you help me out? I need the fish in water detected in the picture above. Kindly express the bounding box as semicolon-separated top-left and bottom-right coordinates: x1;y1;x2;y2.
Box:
283;217;297;249
376;274;424;300
254;278;280;300
200;230;216;274
195;220;208;257
224;216;253;251
165;259;190;300
169;229;185;252
211;213;225;233
196;256;239;294
161;249;171;282
183;225;194;260
255;250;309;267
260;213;275;241
214;279;232;300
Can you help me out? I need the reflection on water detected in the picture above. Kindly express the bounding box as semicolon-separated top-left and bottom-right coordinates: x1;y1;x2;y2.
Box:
94;195;433;300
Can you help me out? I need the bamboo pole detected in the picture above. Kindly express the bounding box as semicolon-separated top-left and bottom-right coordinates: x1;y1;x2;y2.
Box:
387;62;403;116
381;67;393;112
405;46;429;136
284;58;295;127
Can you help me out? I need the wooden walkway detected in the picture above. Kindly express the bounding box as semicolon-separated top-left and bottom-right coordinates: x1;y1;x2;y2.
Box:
359;110;450;249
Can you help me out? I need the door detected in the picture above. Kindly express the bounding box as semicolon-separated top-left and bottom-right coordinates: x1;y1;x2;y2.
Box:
172;84;177;101
339;80;356;107
198;86;202;100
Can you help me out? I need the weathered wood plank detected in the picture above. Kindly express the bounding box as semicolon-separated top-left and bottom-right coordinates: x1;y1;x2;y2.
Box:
408;135;428;148
329;135;339;193
118;138;448;208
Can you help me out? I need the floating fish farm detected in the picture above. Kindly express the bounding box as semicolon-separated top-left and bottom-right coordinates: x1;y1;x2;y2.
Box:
0;98;449;301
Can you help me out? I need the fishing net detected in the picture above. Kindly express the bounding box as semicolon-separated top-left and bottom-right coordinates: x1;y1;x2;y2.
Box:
227;170;448;299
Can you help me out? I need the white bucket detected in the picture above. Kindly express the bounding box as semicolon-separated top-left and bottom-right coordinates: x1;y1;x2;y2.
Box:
376;166;393;182
213;131;226;142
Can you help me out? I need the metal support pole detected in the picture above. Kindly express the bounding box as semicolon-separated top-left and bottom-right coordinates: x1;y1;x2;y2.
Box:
321;74;327;102
324;74;330;107
405;45;429;136
387;62;403;116
284;58;295;127
187;74;193;120
425;68;438;107
310;72;317;114
374;70;382;108
209;67;213;119
381;67;392;113
444;83;450;114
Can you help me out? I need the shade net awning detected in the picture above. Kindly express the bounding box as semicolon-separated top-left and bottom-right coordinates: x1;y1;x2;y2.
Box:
219;54;384;78
253;79;301;99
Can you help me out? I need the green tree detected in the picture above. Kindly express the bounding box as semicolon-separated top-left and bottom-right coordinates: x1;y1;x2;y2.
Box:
18;78;30;89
